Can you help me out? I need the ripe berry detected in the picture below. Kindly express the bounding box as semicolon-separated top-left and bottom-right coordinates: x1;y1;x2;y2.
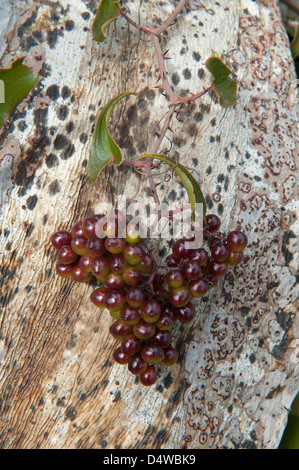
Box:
104;210;126;237
105;290;126;312
78;255;93;272
161;346;178;366
136;253;154;274
226;230;248;252
113;346;130;365
55;263;74;278
172;238;192;259
121;334;141;355
139;366;157;386
122;267;142;286
120;305;141;325
109;320;132;340
57;245;78;265
90;287;108;308
151;329;171;348
91;256;110;278
140;298;161;323
51;230;72;250
189;248;209;266
128;353;148;375
71;222;84;238
155;307;176;330
133;320;156;340
125;287;145;308
182;260;202;281
165;270;184;288
105;273;125;290
109;254;127;274
86;237;106;257
123;244;144;265
211;241;229;262
175;302;196;323
169;286;190;308
82;217;99;239
226;250;244;265
189;278;208;297
209;261;229;277
105;237;126;254
204;214;221;233
72;265;90;282
141;342;164;364
71;236;88;256
125;223;141;244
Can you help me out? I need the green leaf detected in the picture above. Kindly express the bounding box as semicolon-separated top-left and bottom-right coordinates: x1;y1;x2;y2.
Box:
205;56;238;108
88;91;137;183
0;58;38;129
92;0;120;42
137;154;207;217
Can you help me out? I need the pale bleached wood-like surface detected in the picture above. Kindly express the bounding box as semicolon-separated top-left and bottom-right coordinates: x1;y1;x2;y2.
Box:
0;0;298;449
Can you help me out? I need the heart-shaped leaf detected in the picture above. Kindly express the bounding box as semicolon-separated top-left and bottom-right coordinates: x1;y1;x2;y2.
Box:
137;154;207;217
92;0;120;42
88;91;137;183
0;58;38;129
205;56;238;108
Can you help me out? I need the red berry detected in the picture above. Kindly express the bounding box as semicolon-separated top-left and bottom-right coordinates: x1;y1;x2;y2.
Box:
105;273;125;290
189;278;208;297
226;230;248;252
105;290;126;312
71;222;84;238
140;342;164;364
169;286;190;308
91;256;110;278
182;260;202;281
128;353;148;375
172;238;192;259
211;241;229;262
122;267;142;286
151;329;171;348
161;347;178;366
51;230;72;250
105;237;126;254
113;346;130;365
140;298;161;323
121;334;141;355
82;217;99;239
78;255;93;272
133;320;156;340
71;236;88;256
55;263;74;278
209;261;228;277
175;302;196;323
165;270;184;288
204;214;221;233
120;305;141;325
86;237;106;257
125;287;145;308
72;265;90;282
189;248;209;266
57;245;78;265
110;320;132;340
90;287;108;308
226;250;244;265
139;366;157;386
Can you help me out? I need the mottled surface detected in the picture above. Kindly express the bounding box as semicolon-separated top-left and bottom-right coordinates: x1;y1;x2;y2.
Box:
0;0;298;449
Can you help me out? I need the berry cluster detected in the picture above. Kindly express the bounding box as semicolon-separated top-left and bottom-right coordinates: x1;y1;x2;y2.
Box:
51;211;247;386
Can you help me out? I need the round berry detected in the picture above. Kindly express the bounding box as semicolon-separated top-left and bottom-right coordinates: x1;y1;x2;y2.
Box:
189;278;208;297
72;265;90;282
71;222;84;238
140;298;161;323
133;320;156;340
110;320;132;340
105;273;125;290
161;346;178;366
51;230;72;250
182;260;202;281
123;244;144;265
78;255;93;272
109;254;127;274
204;214;221;233
175;302;196;323
209;261;229;277
120;305;141;325
121;334;141;356
125;223;141;244
113;346;130;365
211;241;229;262
86;237;106;257
140;342;164;364
125;287;145;308
226;230;248;252
226;250;244;265
165;270;184;288
151;329;171;348
104;210;126;238
155;307;176;331
90;287;108;308
166;253;181;267
55;263;74;278
169;286;190;308
172;238;192;259
91;256;110;278
128;353;148;375
57;245;78;265
189;248;209;266
139;366;157;386
105;237;126;254
136;253;154;274
71;236;88;256
82;217;99;239
122;267;142;286
105;290;126;312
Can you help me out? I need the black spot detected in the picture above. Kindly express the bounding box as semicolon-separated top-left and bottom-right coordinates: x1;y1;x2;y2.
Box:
171;72;180;86
79;133;88;144
42;214;48;225
192;51;201;61
210;136;215;143
217;203;223;215
54;134;69;150
205;195;213;209
65;407;77;421
197;69;205;79
46;85;60;100
249;353;256;363
211;118;216;126
112;390;121;402
101;440;108;448
25;223;34;238
48;180;61;195
57;105;69;121
206;165;212;175
81;11;91;20
65;20;75;31
61;86;71;99
47;29;59;49
163;373;173;389
18;120;28;131
26;195;38;210
17;10;38;37
183;68;191;79
282;230;295;266
254;175;261;181
66;121;74;133
46;153;58;168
